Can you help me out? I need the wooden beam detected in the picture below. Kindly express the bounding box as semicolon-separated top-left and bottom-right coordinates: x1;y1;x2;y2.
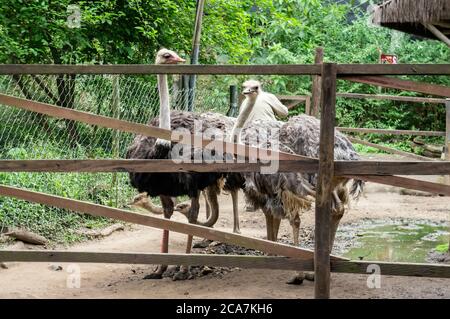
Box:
345;175;450;196
340;76;450;97
0;93;314;162
337;64;450;75
446;99;450;160
0;159;318;174
0;64;321;75
337;127;445;137
2;250;450;279
315;62;337;299
335;161;450;176
0;250;313;271
0;184;346;261
2;159;450;176
423;24;450;48
311;47;324;117
336;92;446;104
0;63;449;76
276;95;309;101
347;136;433;161
332;260;450;278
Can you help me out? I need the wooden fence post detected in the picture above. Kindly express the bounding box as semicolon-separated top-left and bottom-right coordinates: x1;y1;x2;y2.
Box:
314;62;337;299
446;99;450;160
311;47;324;117
446;99;450;253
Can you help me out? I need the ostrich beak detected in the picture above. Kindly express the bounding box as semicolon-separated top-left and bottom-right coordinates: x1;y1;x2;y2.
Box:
243;88;254;95
169;55;186;64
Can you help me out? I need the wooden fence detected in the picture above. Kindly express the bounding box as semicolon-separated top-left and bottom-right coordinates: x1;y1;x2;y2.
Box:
0;63;450;299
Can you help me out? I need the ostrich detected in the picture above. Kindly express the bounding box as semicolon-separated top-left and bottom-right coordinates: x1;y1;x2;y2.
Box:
127;49;226;280
126;49;263;279
235;80;363;283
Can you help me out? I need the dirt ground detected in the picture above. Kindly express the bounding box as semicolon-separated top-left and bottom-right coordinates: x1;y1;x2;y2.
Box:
1;155;449;299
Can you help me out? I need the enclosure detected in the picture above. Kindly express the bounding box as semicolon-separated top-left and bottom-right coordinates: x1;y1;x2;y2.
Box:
0;62;450;299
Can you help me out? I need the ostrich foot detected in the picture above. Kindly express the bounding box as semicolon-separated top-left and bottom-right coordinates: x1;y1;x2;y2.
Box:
286;272;306;285
143;265;167;280
172;266;193;281
233;227;241;234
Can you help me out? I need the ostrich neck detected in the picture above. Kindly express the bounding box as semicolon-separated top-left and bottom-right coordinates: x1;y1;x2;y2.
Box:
229;95;257;143
158;74;170;130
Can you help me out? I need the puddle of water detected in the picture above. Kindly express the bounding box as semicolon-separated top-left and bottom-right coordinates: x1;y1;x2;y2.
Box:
340;220;449;263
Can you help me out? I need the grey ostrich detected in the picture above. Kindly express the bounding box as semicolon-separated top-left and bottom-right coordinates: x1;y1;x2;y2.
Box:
236;80;363;283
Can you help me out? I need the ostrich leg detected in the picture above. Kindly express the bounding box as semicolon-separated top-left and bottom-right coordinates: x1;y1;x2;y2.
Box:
144;195;174;279
287;216;314;284
230;189;241;234
203;190;211;219
272;217;281;241
173;192;201;281
264;209;274;241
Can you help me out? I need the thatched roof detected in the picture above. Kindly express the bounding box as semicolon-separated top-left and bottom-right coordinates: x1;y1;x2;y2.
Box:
372;0;450;40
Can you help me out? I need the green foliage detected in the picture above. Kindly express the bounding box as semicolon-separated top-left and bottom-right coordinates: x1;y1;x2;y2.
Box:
435;243;449;253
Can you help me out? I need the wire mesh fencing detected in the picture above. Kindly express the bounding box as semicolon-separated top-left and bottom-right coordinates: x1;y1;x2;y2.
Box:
0;74;231;243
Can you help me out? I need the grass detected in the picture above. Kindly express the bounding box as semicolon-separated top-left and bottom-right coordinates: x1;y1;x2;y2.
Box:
0;140;137;246
435;243;449;253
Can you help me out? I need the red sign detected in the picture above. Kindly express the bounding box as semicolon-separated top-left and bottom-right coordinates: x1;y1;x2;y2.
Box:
380;54;398;64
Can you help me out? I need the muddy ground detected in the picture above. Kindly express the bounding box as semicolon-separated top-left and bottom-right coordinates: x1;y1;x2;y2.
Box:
0;155;449;299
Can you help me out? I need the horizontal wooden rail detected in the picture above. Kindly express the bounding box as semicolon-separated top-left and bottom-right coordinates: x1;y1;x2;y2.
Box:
331;260;450;278
337;92;446;104
0;184;345;261
1;64;449;75
277;95;309;101
0;159;318;173
337;64;450;75
346;175;450;196
348;136;434;161
341;76;450;97
338;127;445;137
2;250;450;278
0;64;321;75
0;93;313;162
0;250;313;271
2;159;450;176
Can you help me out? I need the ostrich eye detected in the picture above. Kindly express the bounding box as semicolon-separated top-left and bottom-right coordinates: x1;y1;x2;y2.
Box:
163;53;171;58
253;86;258;90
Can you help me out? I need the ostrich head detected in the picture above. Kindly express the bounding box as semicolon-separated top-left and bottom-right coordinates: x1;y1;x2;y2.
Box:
242;80;262;98
155;48;186;65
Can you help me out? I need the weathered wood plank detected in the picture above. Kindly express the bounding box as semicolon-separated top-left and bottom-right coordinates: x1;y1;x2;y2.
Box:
0;250;314;271
337;92;446;104
335;160;450;176
338;127;445;137
341;76;450;97
276;95;309;101
2;159;450;177
3;250;449;279
347;136;433;161
345;175;450;196
0;64;449;76
446;99;450;159
0;93;314;162
0;159;318;173
337;64;450;76
0;184;346;262
332;260;450;278
315;62;337;299
0;64;321;75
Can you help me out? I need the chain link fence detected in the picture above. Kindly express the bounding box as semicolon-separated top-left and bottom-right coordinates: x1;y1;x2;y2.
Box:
0;74;230;243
